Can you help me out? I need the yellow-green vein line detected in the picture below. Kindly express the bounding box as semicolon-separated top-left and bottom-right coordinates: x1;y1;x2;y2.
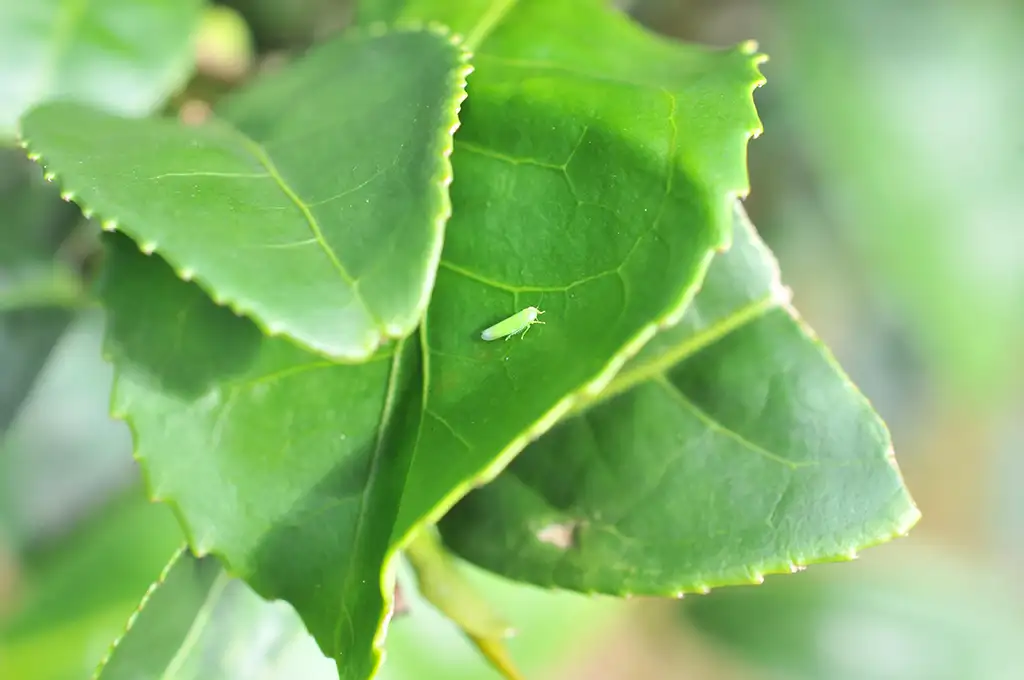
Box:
333;338;406;651
653;374;808;469
463;0;520;51
455;140;565;170
584;294;780;411
440;259;618;294
160;569;232;680
234;134;382;327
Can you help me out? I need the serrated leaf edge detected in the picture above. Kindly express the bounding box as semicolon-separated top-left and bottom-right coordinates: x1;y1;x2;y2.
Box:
91;546;233;680
520;215;921;602
477;262;923;602
17;23;474;364
90;545;185;680
372;43;771;680
82;33;771;680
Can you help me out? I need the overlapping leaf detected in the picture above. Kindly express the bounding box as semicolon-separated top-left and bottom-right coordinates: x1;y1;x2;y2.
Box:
0;0;203;140
439;204;920;594
79;3;763;679
98;232;415;679
380;0;765;541
94;550;340;680
0;488;182;680
93;549;223;680
21;28;471;360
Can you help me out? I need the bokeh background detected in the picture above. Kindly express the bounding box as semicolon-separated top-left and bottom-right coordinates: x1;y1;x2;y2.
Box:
3;0;1023;678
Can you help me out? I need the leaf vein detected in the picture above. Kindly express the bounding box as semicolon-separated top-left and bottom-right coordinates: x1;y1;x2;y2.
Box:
455;140;566;170
232;133;383;329
439;259;619;293
333;339;406;651
653;374;810;469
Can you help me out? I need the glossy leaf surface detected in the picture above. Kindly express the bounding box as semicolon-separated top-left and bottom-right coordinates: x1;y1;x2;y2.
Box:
22;28;471;360
91;3;764;678
440;204;919;594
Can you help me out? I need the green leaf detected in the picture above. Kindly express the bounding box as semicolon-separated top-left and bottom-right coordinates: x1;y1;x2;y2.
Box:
438;203;920;594
21;27;472;360
94;549;225;680
95;549;342;680
371;0;764;251
0;486;183;680
385;0;764;533
98;231;415;679
92;545;621;680
0;0;204;140
97;4;764;678
681;547;1024;680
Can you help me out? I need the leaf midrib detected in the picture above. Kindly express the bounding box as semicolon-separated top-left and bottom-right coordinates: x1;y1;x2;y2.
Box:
332;338;407;657
586;293;782;413
230;128;384;331
463;0;520;51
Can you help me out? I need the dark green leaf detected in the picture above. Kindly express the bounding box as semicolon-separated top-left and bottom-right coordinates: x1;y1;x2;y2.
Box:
439;204;919;594
0;0;203;140
22;27;472;360
385;0;764;534
98;231;414;679
97;4;764;678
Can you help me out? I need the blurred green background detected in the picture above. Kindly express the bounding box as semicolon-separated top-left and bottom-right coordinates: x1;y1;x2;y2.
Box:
3;0;1022;678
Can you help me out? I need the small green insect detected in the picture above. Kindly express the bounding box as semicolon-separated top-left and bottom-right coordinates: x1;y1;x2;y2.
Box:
481;306;545;341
